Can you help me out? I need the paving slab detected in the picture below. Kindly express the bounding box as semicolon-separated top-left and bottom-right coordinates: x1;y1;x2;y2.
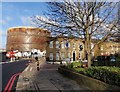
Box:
16;58;88;91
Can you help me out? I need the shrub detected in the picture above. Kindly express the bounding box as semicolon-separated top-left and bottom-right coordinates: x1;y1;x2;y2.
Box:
85;66;120;86
67;63;73;69
74;68;87;74
72;61;82;68
61;65;120;86
69;61;82;68
65;61;82;69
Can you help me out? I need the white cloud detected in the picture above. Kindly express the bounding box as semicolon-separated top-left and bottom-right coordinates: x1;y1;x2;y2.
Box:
20;16;36;26
0;30;2;36
0;16;12;25
0;29;6;48
0;29;7;49
20;16;30;25
6;16;12;21
23;9;30;13
0;29;7;36
0;19;7;25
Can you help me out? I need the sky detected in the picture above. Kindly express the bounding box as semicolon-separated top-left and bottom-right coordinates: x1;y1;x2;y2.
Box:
0;1;119;49
0;2;48;49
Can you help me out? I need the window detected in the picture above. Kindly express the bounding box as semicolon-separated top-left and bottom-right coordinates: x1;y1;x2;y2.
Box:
73;43;76;48
116;46;118;51
101;45;103;50
49;53;53;60
101;53;103;55
79;44;83;51
61;52;65;60
56;52;59;60
111;45;113;50
79;53;82;59
66;42;70;48
61;42;65;48
68;52;70;58
65;41;70;48
56;41;59;48
50;41;53;48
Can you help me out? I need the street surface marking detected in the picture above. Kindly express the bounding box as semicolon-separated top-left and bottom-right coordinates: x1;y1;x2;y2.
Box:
25;66;29;71
30;67;33;71
8;73;21;92
4;73;21;92
4;74;16;92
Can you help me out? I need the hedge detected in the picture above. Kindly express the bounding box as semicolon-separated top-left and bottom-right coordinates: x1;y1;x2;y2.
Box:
92;61;120;67
67;61;82;68
63;62;120;87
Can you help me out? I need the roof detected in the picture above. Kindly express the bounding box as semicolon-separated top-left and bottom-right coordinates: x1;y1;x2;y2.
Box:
8;26;51;33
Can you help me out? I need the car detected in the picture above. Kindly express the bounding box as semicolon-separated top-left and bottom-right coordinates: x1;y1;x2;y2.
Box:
110;56;116;62
93;56;106;62
93;55;116;62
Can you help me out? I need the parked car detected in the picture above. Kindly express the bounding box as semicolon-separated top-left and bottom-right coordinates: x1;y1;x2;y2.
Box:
93;56;106;62
110;56;116;62
93;55;116;62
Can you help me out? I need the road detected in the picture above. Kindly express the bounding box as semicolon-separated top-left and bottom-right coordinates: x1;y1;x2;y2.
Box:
2;59;30;91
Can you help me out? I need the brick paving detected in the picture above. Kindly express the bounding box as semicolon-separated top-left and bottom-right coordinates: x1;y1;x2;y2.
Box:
16;58;88;91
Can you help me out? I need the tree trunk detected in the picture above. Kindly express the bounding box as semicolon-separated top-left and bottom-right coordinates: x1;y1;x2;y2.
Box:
86;29;92;68
87;37;92;68
87;50;92;68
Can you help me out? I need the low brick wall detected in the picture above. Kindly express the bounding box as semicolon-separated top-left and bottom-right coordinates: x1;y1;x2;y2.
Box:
58;67;120;90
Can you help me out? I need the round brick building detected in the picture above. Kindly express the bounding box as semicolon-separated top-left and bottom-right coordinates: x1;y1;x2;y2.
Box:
6;27;51;52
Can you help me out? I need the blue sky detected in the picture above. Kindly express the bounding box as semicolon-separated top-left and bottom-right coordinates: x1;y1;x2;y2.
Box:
0;2;48;49
0;1;119;49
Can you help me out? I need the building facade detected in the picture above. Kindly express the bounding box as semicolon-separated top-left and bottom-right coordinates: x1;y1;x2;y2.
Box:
99;41;120;56
46;36;85;61
6;27;51;52
46;37;120;62
6;27;120;61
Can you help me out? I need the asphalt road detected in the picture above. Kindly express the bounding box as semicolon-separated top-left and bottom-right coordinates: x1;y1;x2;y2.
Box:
2;59;30;91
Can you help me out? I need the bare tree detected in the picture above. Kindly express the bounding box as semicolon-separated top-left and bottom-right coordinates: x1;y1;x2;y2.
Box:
32;0;119;67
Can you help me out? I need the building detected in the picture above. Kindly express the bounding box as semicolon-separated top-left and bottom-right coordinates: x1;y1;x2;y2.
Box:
0;48;6;52
0;49;7;62
6;26;51;52
99;41;120;56
46;36;85;62
6;27;120;61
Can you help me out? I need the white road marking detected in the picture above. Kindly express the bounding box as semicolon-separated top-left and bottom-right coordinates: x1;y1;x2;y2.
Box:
25;66;29;71
30;67;33;71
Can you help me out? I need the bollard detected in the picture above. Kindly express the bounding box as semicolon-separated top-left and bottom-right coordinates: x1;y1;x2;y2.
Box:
37;62;39;71
37;66;39;71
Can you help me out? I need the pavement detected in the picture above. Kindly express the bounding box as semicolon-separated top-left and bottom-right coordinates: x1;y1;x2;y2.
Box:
16;58;88;91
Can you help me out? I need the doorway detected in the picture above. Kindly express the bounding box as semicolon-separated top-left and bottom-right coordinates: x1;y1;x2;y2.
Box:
73;52;75;61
